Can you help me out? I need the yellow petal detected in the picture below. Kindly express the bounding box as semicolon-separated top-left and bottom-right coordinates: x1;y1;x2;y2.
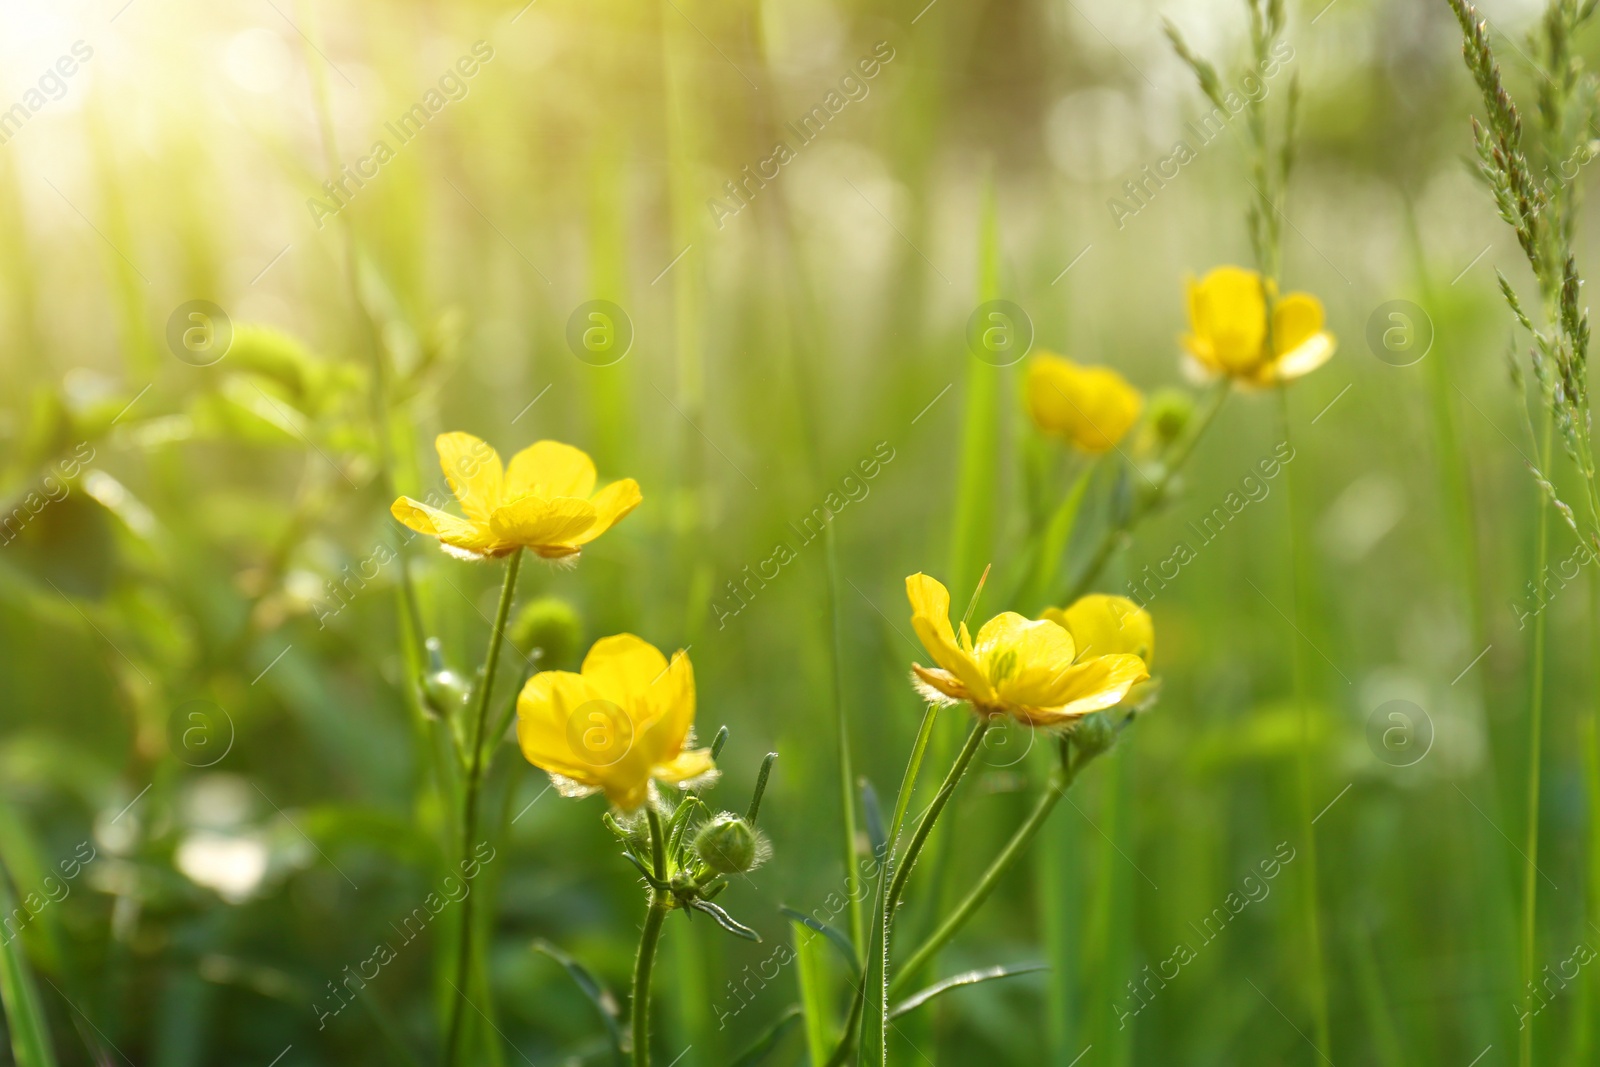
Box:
516;670;616;781
505;440;597;501
1013;653;1150;725
1271;292;1325;357
906;574;994;704
972;612;1080;709
1187;267;1269;374
652;747;715;787
1042;594;1154;666
568;478;643;546
1026;354;1143;453
583;637;695;759
1262;330;1336;383
911;664;970;704
390;497;501;557
436;433;503;524
488;496;598;549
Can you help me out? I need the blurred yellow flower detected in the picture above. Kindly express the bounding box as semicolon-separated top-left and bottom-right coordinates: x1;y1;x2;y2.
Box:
391;433;640;561
906;574;1149;726
516;634;714;810
1042;594;1154;667
1025;353;1144;453
1181;266;1335;385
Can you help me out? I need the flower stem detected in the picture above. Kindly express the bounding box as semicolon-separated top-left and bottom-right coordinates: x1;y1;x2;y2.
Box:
1064;380;1229;603
632;808;670;1067
443;548;523;1067
828;713;986;1067
885;719;993;915
890;737;1082;996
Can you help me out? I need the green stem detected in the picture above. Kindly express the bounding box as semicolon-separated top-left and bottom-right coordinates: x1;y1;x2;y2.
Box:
885;720;993;915
1279;390;1331;1060
890;738;1082;996
1064;381;1229;603
826;710;979;1067
443;549;523;1067
633;809;671;1067
1521;407;1554;1067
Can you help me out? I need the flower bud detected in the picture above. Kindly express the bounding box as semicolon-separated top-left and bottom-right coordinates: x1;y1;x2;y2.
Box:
1146;389;1193;447
421;637;470;720
695;813;758;874
510;597;581;668
1070;712;1117;760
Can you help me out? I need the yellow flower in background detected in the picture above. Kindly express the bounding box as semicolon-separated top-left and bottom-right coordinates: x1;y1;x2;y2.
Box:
1042;594;1154;667
392;433;640;561
516;634;714;810
1181;266;1335;386
906;574;1149;726
1025;353;1144;453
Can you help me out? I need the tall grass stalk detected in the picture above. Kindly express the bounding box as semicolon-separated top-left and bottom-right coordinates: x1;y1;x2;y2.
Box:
1522;411;1554;1067
825;522;865;954
1279;390;1331;1058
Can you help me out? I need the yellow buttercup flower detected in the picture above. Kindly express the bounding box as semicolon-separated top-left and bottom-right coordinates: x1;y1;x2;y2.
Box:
516;634;715;810
1041;594;1154;667
906;574;1149;726
1025;353;1144;453
1181;266;1335;386
392;433;641;561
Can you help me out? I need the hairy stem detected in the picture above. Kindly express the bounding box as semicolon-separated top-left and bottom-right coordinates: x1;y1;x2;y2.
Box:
891;737;1083;996
632;807;670;1067
443;549;523;1066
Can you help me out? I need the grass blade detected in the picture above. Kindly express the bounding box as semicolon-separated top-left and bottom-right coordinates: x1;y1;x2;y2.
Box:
887;962;1047;1020
791;921;833;1067
532;939;629;1058
727;1004;802;1067
779;908;857;970
0;863;59;1067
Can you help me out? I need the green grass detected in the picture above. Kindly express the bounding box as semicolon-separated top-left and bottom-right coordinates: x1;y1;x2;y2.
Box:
4;0;1600;1063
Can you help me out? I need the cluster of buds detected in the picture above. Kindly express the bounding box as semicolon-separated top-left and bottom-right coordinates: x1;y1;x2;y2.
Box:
605;730;775;942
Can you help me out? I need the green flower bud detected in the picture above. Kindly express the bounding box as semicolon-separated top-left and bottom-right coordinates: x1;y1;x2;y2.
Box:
1146;389;1193;447
421;638;470;720
1070;711;1117;760
510;597;581;668
695;813;758;874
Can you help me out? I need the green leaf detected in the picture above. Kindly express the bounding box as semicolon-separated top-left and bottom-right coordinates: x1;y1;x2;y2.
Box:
887;962;1048;1020
727;1004;801;1067
791;922;832;1067
531;939;629;1057
0;863;59;1067
858;778;885;861
1022;464;1094;613
779;907;856;969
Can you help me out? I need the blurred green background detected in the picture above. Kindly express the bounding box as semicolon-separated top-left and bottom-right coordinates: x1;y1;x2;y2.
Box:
0;0;1593;1063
